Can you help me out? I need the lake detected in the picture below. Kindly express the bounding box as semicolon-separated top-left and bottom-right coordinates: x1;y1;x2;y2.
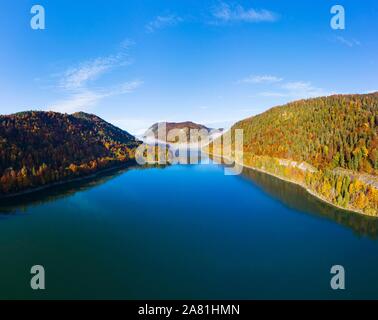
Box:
0;156;378;299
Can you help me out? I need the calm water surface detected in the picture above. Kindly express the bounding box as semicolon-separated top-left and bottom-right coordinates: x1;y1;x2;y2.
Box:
0;157;378;299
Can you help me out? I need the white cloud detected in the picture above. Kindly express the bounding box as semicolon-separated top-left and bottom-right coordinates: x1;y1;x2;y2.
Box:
59;53;131;90
281;81;328;97
146;14;183;33
48;41;142;114
335;36;361;47
238;72;330;100
238;75;283;84
258;81;330;100
50;90;102;114
212;2;279;23
109;80;144;95
238;73;329;99
49;80;143;114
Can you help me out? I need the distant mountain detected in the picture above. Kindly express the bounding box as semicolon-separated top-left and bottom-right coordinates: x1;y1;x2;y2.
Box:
210;92;378;215
0;111;141;196
145;121;223;143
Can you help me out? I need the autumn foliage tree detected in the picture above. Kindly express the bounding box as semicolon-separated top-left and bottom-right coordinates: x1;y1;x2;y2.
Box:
0;111;140;195
210;92;378;215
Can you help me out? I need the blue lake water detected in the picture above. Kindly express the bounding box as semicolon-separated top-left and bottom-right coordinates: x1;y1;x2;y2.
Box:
0;158;378;299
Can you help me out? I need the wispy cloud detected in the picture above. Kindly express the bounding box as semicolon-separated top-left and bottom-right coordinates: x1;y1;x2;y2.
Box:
240;73;330;100
146;14;183;33
50;80;143;114
59;53;131;90
50;90;102;114
212;2;279;24
335;36;361;47
238;75;283;84
259;81;330;100
48;41;142;113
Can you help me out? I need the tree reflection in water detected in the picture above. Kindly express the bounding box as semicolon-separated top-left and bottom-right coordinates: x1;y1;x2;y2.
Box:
0;165;167;215
240;166;378;240
1;160;378;240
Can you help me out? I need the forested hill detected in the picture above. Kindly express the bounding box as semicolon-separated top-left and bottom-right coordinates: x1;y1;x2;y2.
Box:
233;92;378;174
208;92;378;215
0;111;141;196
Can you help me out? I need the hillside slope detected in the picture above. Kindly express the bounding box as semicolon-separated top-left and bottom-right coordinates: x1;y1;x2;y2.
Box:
0;111;140;196
211;92;378;215
234;92;378;173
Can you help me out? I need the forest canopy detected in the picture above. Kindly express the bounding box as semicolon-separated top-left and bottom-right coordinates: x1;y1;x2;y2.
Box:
0;111;140;195
232;92;378;174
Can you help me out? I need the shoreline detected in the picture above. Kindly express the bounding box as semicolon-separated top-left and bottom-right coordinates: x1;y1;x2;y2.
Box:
0;162;135;201
1;150;376;218
208;152;373;218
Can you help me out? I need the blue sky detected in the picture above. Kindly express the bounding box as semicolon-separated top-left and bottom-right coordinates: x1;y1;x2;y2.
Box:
1;0;377;134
